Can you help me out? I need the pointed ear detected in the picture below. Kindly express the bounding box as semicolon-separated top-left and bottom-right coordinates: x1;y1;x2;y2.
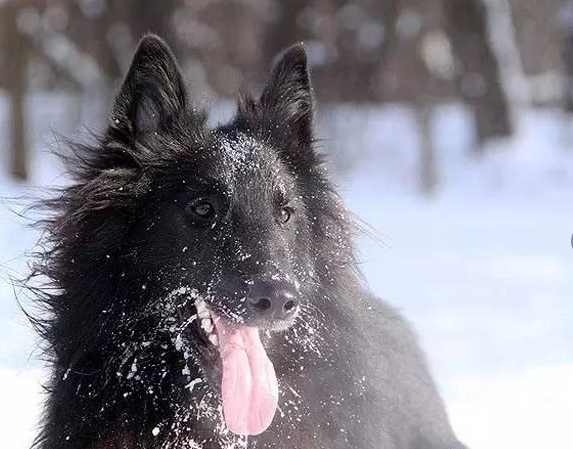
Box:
111;34;187;137
238;44;315;155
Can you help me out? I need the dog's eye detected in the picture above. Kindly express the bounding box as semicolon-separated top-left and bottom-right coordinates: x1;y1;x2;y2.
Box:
187;199;215;220
279;206;293;224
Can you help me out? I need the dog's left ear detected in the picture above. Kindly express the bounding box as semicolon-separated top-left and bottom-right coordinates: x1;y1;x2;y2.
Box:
238;45;316;164
111;34;188;138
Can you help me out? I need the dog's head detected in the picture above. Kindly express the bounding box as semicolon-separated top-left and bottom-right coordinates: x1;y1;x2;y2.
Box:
44;35;354;439
113;36;320;319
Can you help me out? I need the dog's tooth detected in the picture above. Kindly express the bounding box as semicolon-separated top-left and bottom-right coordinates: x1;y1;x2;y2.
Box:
201;318;213;333
208;334;219;346
197;309;210;319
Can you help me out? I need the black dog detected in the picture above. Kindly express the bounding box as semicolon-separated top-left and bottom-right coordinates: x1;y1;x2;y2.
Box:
31;35;466;449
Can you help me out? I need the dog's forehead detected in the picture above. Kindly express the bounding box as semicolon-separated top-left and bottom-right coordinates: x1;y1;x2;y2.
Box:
209;133;290;192
217;133;264;171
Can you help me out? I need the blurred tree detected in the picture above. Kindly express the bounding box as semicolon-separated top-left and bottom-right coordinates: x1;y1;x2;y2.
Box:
378;0;446;194
561;1;573;113
257;0;514;192
1;1;30;181
443;0;512;147
509;0;563;107
175;0;272;97
2;0;568;186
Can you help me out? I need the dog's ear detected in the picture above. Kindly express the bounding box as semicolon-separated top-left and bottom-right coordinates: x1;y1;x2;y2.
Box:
238;45;316;165
260;45;314;147
111;34;188;137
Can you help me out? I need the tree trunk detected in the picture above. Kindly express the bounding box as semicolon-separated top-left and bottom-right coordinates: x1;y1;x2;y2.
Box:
417;106;438;196
444;0;512;148
563;35;573;113
10;71;27;181
565;38;573;114
561;1;573;113
2;3;29;181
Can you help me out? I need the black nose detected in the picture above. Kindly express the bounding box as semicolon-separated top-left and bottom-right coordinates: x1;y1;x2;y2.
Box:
247;277;300;320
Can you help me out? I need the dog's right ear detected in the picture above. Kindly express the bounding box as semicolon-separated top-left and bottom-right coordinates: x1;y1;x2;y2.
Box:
111;34;188;138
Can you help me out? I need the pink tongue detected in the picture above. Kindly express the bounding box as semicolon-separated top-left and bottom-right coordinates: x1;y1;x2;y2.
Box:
214;318;279;436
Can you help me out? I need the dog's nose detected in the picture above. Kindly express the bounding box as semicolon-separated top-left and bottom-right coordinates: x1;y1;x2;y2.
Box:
247;277;299;320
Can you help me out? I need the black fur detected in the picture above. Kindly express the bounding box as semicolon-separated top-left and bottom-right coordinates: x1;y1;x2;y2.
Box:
30;35;466;449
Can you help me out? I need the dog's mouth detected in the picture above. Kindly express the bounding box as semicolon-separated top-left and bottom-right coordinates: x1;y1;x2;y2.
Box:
190;298;280;436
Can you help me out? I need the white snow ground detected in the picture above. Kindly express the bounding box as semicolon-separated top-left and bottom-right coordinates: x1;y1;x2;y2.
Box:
0;95;572;448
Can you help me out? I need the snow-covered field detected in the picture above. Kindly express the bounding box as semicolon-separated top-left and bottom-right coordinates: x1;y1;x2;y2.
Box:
1;94;572;448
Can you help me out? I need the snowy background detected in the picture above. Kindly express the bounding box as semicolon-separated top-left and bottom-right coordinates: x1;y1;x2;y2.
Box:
1;1;573;448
